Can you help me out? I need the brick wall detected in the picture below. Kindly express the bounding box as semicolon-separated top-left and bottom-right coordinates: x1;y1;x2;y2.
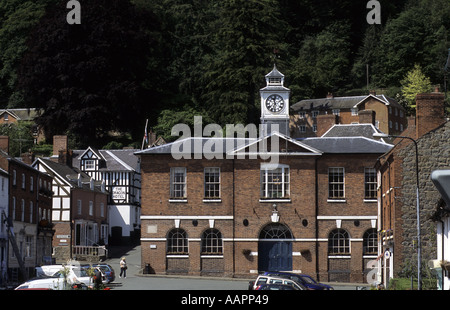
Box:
140;151;380;282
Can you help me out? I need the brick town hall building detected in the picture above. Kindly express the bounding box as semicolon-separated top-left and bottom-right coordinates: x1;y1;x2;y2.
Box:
137;66;394;282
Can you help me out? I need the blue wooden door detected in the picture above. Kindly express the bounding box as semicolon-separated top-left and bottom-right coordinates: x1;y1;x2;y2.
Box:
259;241;292;271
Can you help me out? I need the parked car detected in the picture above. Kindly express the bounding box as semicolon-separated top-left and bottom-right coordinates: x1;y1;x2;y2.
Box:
255;283;301;290
91;264;115;283
80;264;115;284
262;271;333;290
35;265;64;277
16;266;93;290
15;268;91;290
250;274;306;290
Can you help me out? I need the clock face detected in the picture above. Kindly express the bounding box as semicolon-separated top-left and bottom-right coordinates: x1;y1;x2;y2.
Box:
266;94;285;113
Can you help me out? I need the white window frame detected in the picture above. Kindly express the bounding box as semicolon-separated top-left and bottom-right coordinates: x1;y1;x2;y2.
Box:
170;167;187;199
260;164;290;199
84;159;96;171
364;168;377;200
204;167;220;199
328;167;345;199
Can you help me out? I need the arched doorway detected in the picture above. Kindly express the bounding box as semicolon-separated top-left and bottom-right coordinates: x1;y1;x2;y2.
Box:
258;223;293;272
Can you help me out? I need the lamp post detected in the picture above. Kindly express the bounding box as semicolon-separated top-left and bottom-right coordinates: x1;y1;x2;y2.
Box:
374;133;422;290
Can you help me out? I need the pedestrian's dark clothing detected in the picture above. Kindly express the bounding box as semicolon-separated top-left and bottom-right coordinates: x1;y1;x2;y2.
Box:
94;269;102;289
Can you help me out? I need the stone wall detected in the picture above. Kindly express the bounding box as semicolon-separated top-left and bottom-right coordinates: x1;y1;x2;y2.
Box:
398;121;450;269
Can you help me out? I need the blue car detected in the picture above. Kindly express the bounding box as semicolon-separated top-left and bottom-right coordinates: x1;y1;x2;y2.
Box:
262;271;333;290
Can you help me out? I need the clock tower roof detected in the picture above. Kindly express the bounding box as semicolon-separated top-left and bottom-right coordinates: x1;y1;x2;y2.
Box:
265;64;284;79
261;64;290;92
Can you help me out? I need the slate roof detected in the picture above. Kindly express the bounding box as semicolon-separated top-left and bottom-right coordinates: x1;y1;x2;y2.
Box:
322;124;383;139
136;132;392;156
300;137;393;154
35;158;105;192
290;94;404;112
135;138;254;156
72;148;140;171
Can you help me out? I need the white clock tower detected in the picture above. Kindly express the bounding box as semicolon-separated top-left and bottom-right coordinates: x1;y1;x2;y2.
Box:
260;64;290;137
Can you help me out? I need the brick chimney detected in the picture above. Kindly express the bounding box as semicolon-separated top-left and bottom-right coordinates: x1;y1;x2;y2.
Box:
52;135;72;166
415;92;446;139
358;109;376;125
0;136;9;154
317;114;338;136
326;92;334;99
21;151;35;165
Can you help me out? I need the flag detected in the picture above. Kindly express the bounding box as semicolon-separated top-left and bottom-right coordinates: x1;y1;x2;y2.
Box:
141;119;149;150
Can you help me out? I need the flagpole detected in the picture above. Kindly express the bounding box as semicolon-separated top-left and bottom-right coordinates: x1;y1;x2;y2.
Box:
141;119;148;150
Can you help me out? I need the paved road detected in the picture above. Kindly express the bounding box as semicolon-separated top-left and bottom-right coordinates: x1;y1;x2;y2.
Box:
103;245;369;290
104;245;251;290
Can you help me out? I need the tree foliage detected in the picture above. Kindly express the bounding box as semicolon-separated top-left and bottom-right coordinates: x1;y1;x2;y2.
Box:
18;0;162;147
401;64;433;110
1;0;446;146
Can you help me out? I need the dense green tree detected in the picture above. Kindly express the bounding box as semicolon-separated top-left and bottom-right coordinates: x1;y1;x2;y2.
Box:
1;0;446;145
200;0;288;127
0;121;34;157
0;0;57;108
372;0;449;88
17;0;162;147
288;22;353;100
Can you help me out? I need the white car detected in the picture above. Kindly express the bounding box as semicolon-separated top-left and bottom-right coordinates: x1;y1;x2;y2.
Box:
35;265;64;277
16;266;93;290
251;274;306;290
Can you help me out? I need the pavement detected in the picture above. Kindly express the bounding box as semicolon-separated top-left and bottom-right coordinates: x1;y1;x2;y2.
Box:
103;245;372;290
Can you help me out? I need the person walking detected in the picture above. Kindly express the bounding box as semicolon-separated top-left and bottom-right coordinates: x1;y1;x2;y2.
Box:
119;257;127;279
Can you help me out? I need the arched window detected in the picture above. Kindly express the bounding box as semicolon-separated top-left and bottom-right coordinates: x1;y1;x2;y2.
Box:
363;228;377;255
328;229;350;254
167;228;188;254
259;223;293;239
201;229;223;255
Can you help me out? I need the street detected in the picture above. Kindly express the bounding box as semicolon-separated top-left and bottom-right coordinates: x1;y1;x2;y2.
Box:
103;245;370;290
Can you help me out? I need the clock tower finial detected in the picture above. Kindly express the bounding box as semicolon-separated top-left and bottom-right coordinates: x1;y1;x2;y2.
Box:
260;65;290;137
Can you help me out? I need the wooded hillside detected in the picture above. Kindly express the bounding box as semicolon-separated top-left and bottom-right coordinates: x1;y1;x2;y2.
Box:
0;0;448;147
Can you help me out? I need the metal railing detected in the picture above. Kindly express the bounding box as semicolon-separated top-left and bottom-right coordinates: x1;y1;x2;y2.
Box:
73;245;107;258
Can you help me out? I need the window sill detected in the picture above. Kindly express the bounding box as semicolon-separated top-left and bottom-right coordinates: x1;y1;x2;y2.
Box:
166;255;189;258
327;199;347;203
259;198;291;203
363;199;377;203
327;255;351;259
203;199;222;203
169;199;188;203
201;255;224;258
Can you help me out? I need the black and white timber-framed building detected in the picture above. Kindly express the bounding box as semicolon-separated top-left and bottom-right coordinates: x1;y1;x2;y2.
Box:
72;147;141;245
